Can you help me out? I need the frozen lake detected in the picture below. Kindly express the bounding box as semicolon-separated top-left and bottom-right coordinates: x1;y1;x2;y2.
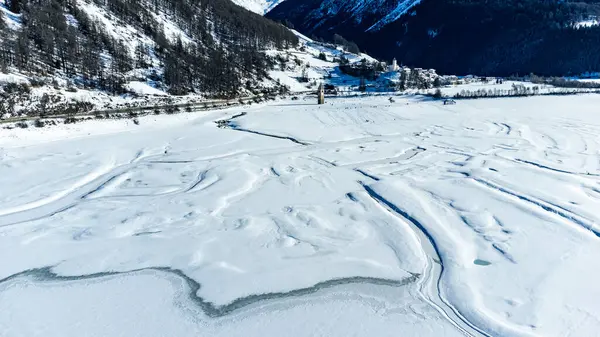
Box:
2;94;600;336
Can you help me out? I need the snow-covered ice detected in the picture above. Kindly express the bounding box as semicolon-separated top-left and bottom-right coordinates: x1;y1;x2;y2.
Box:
2;94;600;336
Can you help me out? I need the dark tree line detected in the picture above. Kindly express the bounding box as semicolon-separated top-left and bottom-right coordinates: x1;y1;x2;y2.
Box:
373;0;600;76
269;0;600;76
6;0;24;13
332;34;360;54
339;58;384;80
0;11;6;43
0;0;298;97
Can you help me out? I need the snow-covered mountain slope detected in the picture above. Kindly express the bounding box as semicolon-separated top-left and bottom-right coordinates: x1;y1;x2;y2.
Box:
0;0;298;118
266;30;386;92
0;0;301;117
268;0;600;76
230;0;284;14
73;0;193;56
312;0;420;31
365;0;420;31
274;0;420;32
0;25;385;118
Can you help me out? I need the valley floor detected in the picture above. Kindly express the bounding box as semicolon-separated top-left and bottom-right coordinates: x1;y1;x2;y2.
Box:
1;94;600;336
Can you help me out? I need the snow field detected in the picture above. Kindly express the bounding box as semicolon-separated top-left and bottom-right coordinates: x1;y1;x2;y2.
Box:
2;94;600;336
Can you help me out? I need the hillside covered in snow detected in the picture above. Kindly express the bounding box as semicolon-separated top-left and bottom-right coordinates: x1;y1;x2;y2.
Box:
229;0;284;14
0;0;300;116
3;0;427;120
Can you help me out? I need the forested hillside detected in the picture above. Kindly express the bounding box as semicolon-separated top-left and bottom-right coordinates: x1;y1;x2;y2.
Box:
269;0;600;76
0;0;297;98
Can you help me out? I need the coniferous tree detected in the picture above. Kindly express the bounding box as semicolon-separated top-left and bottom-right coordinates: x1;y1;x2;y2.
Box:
7;0;23;13
14;31;30;70
135;43;148;68
0;11;8;71
398;68;409;91
104;60;125;94
408;68;419;88
0;11;6;31
81;40;102;83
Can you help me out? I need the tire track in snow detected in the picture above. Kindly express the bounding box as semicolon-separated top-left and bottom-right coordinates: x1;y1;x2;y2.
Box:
467;175;600;238
354;168;380;181
515;158;600;177
0;159;117;217
492;122;512;136
0;147;226;227
359;182;491;337
217;112;311;146
79;172;129;199
0;150;178;227
226;127;310;146
0;163;137;227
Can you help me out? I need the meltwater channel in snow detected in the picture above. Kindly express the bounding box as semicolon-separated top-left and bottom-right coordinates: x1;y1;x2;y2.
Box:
2;94;600;337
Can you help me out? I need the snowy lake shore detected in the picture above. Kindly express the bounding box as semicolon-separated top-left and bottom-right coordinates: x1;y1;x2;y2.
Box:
2;94;600;336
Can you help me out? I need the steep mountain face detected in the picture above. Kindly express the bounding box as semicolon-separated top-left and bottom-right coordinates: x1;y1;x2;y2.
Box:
273;0;420;32
229;0;284;14
268;0;600;76
0;0;297;99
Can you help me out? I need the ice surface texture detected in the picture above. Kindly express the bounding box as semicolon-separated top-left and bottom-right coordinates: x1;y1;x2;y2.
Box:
2;94;600;336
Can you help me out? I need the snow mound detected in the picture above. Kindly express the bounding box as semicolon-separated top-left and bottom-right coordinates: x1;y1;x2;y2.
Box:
125;81;168;96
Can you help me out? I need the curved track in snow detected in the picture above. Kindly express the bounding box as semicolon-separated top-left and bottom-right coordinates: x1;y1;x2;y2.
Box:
361;183;491;337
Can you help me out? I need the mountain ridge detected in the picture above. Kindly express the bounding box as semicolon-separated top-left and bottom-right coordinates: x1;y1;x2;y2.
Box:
268;0;600;76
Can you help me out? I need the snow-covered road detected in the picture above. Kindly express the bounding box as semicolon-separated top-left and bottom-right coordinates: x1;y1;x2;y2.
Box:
1;94;600;337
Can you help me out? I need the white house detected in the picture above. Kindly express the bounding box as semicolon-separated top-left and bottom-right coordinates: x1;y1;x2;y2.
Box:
388;58;400;72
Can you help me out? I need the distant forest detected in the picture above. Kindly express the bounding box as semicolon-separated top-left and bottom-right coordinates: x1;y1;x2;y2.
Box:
0;0;298;97
269;0;600;76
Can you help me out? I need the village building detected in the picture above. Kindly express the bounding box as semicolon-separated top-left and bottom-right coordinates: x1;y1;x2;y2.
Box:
388;58;400;72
